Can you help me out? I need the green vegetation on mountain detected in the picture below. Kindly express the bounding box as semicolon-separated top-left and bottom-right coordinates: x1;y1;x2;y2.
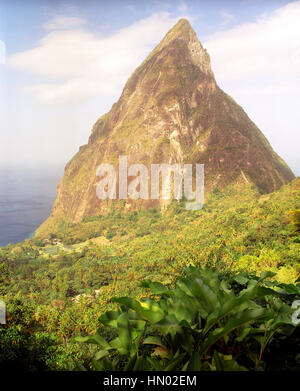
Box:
0;179;299;370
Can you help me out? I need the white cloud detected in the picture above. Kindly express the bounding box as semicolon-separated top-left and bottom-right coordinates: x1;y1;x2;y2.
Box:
230;82;300;97
6;2;300;107
204;1;300;83
7;12;178;104
43;16;86;30
0;40;5;64
220;11;235;26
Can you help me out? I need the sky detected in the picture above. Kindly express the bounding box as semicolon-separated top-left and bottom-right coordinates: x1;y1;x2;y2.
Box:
0;0;299;176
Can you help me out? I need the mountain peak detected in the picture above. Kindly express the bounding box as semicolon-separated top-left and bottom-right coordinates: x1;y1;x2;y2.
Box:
37;18;295;232
169;18;194;35
160;18;196;46
152;18;213;76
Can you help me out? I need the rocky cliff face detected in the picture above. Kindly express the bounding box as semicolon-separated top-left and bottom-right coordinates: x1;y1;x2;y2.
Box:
37;19;295;233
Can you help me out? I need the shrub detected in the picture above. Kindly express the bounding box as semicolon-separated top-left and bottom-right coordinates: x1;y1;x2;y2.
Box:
76;267;299;371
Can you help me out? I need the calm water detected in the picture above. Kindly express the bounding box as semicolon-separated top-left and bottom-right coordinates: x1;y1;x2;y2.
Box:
0;168;61;247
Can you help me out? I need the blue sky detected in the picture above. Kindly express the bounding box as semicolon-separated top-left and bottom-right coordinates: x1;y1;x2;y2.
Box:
0;0;299;176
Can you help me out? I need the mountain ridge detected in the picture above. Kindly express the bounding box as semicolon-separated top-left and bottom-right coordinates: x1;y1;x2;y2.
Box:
37;18;294;234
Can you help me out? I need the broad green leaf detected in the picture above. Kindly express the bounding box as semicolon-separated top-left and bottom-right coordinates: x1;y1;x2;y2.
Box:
191;278;219;311
199;308;273;356
147;357;163;371
213;351;224;371
99;310;120;328
75;334;111;350
143;336;167;349
236;327;252;342
164;353;186;371
149;282;169;295
155;314;182;337
100;357;116;371
233;275;249;285
133;356;147;371
259;271;276;281
187;352;202;371
117;312;132;355
278;283;300;295
112;297;164;323
94;350;110;360
92;359;104;371
109;337;122;349
124;353;137;371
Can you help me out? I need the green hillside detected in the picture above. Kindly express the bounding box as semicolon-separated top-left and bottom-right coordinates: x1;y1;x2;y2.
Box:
0;179;299;370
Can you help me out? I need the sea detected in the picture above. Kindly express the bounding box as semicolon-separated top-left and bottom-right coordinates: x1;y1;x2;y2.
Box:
0;167;62;247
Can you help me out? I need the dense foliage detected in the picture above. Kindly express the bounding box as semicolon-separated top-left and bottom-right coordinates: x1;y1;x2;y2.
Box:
76;267;300;371
0;179;299;370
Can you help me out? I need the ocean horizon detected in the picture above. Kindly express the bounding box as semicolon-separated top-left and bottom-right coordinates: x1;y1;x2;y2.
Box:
0;167;61;247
